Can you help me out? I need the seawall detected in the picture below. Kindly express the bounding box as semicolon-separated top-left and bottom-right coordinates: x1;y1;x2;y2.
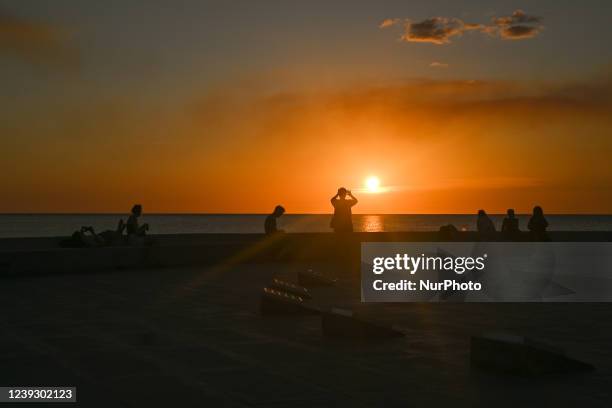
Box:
1;231;610;277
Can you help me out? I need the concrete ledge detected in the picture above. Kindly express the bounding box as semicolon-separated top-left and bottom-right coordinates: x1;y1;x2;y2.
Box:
1;231;610;277
2;231;610;251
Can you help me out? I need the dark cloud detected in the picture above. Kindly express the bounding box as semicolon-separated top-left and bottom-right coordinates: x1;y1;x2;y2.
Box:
492;9;543;40
499;25;541;39
0;10;78;68
493;9;541;26
401;17;469;44
380;9;543;44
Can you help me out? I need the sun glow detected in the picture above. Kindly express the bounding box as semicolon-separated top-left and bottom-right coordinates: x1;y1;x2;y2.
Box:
365;176;381;193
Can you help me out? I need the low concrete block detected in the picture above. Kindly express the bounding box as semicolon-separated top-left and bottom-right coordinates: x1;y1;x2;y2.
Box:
268;278;312;299
260;287;319;316
321;308;404;340
471;333;594;375
298;269;337;288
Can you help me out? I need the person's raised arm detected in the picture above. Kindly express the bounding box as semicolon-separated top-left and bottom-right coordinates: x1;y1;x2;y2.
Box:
348;191;358;205
330;193;339;204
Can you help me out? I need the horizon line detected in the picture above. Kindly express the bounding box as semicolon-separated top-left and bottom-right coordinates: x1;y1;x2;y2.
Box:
0;212;610;216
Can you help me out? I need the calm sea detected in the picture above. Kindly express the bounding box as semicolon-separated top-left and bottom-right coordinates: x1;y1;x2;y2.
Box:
0;214;611;238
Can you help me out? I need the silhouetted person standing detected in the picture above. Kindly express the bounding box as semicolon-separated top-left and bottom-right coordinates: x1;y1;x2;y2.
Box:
127;204;149;237
477;209;495;238
265;205;285;234
330;187;358;232
528;205;549;241
501;208;520;240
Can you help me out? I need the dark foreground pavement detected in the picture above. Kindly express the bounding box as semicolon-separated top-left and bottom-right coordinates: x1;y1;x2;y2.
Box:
1;263;611;407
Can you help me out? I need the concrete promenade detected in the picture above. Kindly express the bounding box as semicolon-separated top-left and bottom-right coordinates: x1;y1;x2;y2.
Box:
1;260;611;407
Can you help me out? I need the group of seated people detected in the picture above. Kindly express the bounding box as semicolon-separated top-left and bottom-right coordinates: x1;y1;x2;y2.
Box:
62;204;149;248
64;194;551;246
476;206;549;241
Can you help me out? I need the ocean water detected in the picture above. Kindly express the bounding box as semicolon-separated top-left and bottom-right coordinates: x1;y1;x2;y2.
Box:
0;214;611;238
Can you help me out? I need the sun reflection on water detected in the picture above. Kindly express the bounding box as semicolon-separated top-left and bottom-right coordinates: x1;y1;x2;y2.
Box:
360;215;384;232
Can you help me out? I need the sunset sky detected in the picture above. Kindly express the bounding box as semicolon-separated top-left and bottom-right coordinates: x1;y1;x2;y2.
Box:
1;0;611;213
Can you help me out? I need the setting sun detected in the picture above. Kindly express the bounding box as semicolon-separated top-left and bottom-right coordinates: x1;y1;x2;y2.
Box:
365;176;381;193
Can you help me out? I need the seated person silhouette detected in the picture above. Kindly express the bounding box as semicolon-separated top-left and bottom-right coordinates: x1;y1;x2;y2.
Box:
69;226;104;248
476;209;496;238
330;187;358;233
528;205;549;241
501;208;520;239
61;220;126;248
265;205;285;234
98;219;126;245
126;204;149;237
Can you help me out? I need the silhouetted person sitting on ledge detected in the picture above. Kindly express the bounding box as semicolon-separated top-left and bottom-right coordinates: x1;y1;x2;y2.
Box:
330;187;358;233
98;219;126;245
69;226;103;247
127;204;149;237
477;209;496;238
528;205;549;241
265;205;285;234
502;208;520;240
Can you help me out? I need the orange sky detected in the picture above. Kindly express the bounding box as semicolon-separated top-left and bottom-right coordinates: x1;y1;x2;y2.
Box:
1;76;611;214
1;3;611;213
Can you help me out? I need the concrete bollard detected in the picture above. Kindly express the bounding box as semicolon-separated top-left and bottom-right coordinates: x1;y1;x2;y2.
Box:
298;269;337;288
260;287;320;316
268;278;312;299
